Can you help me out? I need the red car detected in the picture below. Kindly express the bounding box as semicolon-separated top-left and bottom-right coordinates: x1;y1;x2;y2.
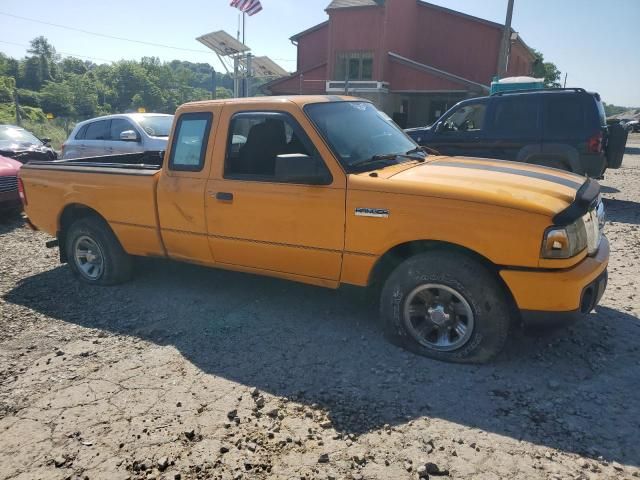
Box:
0;154;22;214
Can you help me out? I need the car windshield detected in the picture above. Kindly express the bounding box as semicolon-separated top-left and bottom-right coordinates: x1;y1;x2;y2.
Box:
0;126;42;145
304;101;420;172
136;115;173;137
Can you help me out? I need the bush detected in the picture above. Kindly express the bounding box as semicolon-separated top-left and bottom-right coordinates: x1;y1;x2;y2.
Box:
16;88;41;107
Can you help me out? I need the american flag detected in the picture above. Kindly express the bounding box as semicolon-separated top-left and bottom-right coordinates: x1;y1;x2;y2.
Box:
230;0;263;16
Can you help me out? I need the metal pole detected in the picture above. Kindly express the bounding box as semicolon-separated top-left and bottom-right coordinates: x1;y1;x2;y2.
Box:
242;13;247;97
212;68;217;99
497;0;515;78
13;89;21;126
563;72;568;88
246;53;252;98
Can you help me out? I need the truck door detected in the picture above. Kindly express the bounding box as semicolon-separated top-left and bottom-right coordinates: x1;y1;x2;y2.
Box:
157;111;217;264
205;107;346;282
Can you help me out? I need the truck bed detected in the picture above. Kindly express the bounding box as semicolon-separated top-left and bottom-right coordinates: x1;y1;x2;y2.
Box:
20;151;165;257
27;151;164;172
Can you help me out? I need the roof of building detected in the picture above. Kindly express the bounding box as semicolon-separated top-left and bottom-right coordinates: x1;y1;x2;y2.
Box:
417;1;503;29
290;21;329;41
326;0;384;10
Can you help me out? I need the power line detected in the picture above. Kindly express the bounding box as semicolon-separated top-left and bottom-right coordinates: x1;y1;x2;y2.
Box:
0;11;214;54
0;11;295;63
0;39;114;63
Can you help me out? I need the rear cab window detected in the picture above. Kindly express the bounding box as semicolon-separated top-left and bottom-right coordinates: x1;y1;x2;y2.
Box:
168;112;212;172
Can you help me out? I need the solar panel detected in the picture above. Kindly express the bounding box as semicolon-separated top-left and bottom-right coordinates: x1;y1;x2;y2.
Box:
241;56;289;78
196;30;250;57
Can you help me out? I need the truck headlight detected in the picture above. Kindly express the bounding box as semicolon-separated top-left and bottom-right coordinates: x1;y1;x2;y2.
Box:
541;218;588;259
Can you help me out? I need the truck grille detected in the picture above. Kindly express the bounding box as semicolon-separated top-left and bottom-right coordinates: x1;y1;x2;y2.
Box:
0;175;18;193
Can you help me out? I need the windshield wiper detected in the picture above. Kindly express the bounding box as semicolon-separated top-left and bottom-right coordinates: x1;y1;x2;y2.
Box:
350;149;426;172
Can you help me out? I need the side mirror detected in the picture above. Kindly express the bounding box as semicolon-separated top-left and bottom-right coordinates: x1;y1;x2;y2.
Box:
41;137;52;146
275;153;332;185
120;130;139;142
434;122;444;133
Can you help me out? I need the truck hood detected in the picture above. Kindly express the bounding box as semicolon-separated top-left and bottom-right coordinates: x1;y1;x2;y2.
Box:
350;156;590;220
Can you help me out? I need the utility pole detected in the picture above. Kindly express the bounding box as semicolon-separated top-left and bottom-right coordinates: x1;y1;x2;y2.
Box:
497;0;515;78
211;67;217;100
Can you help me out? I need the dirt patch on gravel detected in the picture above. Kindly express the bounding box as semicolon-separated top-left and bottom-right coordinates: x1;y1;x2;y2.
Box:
1;136;639;480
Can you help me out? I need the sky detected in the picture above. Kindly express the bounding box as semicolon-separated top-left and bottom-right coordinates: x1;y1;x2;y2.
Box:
0;0;638;106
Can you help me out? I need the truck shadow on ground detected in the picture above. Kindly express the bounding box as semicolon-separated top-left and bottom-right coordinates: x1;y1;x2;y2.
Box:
603;198;640;225
0;212;24;232
4;259;640;466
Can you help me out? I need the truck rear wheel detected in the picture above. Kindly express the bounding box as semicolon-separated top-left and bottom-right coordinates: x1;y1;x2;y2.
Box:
65;217;132;285
380;251;510;363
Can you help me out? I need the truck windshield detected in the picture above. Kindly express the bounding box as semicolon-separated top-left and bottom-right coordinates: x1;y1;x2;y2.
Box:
305;101;421;172
136;115;174;137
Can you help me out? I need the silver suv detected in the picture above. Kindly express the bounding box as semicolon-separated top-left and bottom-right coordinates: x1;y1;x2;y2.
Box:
62;113;174;159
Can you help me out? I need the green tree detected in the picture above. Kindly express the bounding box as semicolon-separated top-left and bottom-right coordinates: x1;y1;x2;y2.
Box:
24;36;59;88
531;49;561;87
40;81;74;117
0;75;16;103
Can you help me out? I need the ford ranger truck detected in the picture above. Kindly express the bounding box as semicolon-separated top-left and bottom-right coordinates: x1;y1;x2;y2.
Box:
18;96;609;364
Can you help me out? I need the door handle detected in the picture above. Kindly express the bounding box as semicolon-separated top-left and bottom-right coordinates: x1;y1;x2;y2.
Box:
215;192;233;201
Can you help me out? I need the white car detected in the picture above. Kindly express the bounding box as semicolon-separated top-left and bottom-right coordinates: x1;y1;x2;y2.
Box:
62;113;174;159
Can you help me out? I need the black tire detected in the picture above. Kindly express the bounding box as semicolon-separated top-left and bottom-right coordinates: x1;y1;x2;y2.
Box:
380;251;510;364
65;216;132;285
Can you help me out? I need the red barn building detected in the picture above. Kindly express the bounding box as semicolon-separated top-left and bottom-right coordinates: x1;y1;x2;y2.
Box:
266;0;536;127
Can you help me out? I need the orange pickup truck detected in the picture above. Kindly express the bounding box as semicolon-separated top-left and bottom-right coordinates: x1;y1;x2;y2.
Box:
19;96;609;363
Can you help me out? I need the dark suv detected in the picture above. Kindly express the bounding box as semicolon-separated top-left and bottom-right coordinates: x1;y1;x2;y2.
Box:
406;88;627;177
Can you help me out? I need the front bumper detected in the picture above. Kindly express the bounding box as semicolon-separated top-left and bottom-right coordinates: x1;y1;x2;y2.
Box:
500;236;609;321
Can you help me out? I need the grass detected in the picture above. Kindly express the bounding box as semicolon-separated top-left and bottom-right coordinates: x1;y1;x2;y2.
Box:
0;103;71;150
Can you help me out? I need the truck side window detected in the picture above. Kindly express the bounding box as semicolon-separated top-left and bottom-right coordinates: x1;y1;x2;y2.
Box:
225;112;331;184
168;112;212;172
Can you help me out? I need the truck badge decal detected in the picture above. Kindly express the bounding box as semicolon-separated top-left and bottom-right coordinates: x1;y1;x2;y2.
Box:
355;208;389;218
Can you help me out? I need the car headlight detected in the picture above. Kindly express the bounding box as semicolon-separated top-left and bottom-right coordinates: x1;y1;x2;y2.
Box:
541;218;588;259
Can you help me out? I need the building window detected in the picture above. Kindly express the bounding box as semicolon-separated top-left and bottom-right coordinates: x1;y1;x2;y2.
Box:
334;52;374;81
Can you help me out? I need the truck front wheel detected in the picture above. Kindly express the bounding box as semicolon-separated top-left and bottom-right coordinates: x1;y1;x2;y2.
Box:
380;251;510;363
65;217;132;285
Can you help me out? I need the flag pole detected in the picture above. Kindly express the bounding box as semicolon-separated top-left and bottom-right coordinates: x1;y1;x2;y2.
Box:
243;12;247;97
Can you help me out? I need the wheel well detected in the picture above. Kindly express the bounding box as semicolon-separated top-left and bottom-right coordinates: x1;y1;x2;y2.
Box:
368;240;521;325
57;204;108;262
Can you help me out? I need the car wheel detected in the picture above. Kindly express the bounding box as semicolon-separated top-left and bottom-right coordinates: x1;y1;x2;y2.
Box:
380;251;510;363
65;217;132;285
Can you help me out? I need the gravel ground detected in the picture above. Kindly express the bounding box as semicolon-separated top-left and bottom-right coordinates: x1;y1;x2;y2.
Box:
1;135;639;480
